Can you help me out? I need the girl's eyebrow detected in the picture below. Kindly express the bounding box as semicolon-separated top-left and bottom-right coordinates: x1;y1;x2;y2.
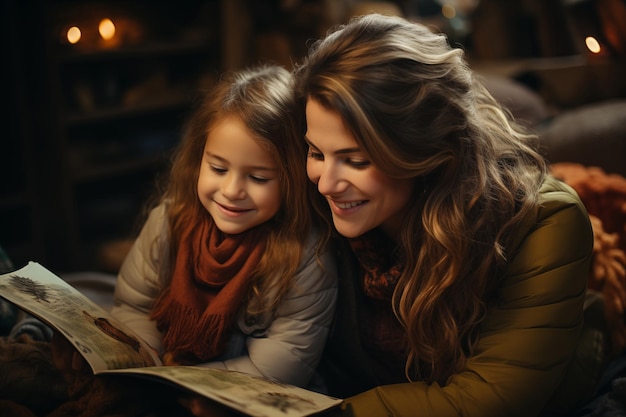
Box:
206;152;276;172
304;136;361;155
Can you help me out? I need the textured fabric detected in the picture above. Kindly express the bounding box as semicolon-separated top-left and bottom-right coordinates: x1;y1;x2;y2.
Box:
551;162;626;355
318;175;595;417
348;228;408;382
349;227;404;301
358;297;408;385
0;335;214;417
150;214;265;363
111;203;338;388
0;335;68;416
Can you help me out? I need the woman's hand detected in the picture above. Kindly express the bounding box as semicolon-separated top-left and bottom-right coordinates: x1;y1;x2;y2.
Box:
50;332;87;372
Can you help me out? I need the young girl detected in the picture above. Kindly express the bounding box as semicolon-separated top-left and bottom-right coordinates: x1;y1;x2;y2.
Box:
110;64;337;389
293;13;595;417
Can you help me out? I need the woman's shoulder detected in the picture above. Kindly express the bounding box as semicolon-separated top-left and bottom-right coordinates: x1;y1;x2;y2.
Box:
515;174;591;232
507;174;593;271
504;175;592;263
538;175;588;210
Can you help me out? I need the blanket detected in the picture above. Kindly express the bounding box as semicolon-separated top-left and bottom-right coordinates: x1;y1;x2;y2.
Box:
0;335;193;417
551;163;626;356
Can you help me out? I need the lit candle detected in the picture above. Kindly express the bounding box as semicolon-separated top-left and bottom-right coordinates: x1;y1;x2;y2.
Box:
585;36;601;54
66;26;81;44
99;18;116;41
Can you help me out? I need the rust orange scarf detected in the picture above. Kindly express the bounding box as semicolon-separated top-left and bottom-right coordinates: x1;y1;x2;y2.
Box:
151;214;266;364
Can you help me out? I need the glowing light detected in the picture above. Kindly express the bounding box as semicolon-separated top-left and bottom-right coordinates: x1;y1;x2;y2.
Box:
99;18;115;40
442;4;457;19
585;36;601;54
66;26;81;44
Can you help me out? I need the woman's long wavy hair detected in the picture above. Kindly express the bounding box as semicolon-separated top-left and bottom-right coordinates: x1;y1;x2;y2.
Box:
295;14;548;385
162;65;310;314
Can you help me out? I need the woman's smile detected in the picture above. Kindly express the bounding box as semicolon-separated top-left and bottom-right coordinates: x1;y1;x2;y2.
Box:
305;98;414;238
328;199;369;218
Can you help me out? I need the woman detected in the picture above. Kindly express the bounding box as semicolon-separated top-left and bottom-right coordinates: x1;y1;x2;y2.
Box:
294;13;595;417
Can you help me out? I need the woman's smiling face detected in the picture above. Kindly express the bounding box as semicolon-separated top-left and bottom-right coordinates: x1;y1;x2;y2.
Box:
304;98;415;239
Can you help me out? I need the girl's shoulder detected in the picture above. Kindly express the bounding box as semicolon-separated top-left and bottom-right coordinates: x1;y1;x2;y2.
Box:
291;228;338;290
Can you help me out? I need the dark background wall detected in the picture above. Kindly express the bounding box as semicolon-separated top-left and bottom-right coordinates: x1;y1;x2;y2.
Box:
2;0;624;273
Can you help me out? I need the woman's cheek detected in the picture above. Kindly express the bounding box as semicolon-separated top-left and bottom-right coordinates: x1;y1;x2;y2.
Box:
306;159;320;184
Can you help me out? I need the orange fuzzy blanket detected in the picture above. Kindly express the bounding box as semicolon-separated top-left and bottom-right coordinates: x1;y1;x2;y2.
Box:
551;163;626;355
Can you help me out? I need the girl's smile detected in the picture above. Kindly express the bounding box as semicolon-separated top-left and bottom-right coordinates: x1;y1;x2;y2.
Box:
197;116;281;234
214;201;254;216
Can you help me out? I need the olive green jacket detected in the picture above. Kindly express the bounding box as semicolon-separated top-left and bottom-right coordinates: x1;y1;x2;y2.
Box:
320;176;595;417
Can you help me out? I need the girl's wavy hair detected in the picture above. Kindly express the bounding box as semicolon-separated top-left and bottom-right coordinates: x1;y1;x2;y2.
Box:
162;64;310;314
295;13;548;385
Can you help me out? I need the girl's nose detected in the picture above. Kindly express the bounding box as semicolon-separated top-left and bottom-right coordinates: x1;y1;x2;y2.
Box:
222;174;246;200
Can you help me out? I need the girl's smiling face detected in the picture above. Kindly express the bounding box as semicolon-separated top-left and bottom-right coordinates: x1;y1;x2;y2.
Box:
197;116;281;234
304;98;415;239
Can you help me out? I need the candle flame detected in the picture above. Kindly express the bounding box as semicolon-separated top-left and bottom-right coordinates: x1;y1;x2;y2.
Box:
66;26;81;44
585;36;601;54
99;18;115;40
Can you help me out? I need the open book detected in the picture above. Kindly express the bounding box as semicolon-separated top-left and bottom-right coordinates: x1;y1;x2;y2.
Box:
0;262;342;417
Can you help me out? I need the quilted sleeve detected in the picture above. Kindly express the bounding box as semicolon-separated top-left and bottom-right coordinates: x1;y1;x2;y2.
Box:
110;204;169;352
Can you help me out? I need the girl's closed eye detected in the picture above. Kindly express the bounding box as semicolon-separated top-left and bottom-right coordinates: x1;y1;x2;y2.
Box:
209;164;227;174
249;175;271;184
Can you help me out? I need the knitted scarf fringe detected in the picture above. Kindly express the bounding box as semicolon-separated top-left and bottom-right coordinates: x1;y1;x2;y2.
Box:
151;290;231;363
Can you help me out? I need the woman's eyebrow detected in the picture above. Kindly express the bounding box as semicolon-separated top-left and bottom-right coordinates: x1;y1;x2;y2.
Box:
304;136;361;155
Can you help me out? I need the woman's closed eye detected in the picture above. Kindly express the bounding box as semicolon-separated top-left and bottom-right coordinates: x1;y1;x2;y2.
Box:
307;150;371;169
346;158;370;168
306;140;371;168
307;149;324;161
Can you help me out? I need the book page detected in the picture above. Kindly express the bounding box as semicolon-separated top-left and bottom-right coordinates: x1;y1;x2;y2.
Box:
103;366;342;417
0;262;160;372
1;262;342;416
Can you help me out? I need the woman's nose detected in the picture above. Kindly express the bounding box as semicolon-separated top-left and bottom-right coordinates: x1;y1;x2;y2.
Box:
313;162;345;196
